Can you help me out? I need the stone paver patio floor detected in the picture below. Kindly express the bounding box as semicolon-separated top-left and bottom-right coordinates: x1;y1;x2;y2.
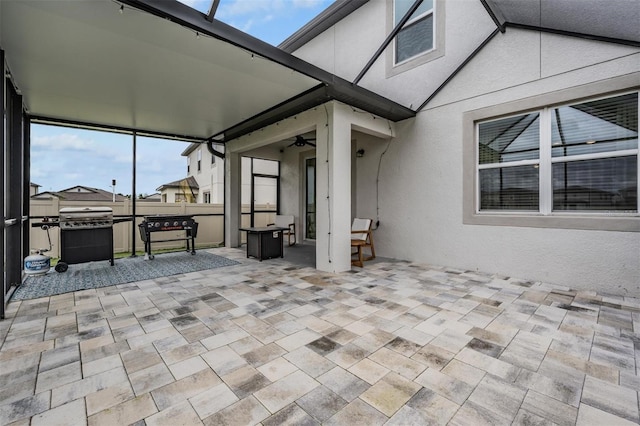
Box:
1;248;638;425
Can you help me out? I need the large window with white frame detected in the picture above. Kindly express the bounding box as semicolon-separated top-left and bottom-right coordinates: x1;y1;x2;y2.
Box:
477;92;638;215
394;0;435;64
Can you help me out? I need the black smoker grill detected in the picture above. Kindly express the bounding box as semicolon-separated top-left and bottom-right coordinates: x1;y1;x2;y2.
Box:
138;215;198;260
56;207;114;272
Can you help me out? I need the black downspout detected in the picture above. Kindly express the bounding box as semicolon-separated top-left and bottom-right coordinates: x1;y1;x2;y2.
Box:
131;132;137;257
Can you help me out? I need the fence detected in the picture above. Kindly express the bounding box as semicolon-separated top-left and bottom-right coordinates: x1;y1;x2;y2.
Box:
29;199;276;258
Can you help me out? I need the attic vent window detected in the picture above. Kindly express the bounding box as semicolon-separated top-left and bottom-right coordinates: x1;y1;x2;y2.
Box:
394;0;435;64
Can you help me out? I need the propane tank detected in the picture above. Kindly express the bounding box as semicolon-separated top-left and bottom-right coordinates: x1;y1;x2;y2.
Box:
24;250;51;276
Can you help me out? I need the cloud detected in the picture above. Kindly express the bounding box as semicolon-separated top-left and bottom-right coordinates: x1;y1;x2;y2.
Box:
32;133;99;151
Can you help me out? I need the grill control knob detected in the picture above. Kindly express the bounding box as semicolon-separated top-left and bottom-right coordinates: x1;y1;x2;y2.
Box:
182;221;187;226
154;222;160;227
164;222;170;227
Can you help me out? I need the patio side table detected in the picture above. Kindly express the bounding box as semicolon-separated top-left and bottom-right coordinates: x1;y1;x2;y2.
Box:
240;227;286;261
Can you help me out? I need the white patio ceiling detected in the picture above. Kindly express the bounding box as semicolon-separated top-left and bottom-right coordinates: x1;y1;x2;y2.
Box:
0;1;338;141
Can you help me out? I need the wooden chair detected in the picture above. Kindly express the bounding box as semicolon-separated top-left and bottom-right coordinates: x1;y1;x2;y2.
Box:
270;215;296;246
351;218;375;267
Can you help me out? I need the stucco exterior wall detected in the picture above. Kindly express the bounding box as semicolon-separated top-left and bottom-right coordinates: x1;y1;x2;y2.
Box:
292;4;640;295
185;146;224;203
370;36;638;295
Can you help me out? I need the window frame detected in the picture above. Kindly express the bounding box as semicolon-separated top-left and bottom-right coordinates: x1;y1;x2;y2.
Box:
476;93;638;217
386;0;445;77
463;75;640;232
393;0;435;66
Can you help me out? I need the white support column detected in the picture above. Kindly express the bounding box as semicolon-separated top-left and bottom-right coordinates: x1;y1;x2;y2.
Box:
225;151;242;247
316;103;352;273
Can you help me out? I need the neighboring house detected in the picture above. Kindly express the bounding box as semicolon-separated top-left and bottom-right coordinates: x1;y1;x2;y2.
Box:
181;142;278;205
181;143;223;203
220;0;639;295
156;176;199;203
29;182;40;197
30;185;128;202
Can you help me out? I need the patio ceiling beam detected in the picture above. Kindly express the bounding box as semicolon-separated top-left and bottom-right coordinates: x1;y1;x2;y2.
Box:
209;81;415;144
210;84;332;143
29;116;204;144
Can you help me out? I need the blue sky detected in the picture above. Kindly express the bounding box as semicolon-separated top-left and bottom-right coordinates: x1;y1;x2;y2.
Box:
30;0;333;196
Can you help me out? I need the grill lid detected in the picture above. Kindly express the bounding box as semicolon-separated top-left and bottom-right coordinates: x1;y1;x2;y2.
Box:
59;207;113;230
59;207;113;221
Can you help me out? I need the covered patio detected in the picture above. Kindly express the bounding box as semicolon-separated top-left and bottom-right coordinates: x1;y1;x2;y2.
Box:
1;248;638;424
1;0;639;424
0;0;413;317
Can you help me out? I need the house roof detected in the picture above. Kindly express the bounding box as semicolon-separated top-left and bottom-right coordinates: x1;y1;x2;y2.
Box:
282;0;639;53
31;186;128;202
280;0;369;53
1;0;413;146
156;176;199;191
483;0;639;46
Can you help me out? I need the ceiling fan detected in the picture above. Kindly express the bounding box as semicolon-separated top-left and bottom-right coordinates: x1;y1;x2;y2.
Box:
288;135;316;148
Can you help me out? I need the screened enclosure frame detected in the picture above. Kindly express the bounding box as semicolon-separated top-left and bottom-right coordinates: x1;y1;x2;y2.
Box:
475;90;639;215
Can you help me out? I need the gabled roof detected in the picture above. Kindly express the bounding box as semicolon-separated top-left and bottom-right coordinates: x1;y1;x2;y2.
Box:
156;176;199;191
31;186;128;201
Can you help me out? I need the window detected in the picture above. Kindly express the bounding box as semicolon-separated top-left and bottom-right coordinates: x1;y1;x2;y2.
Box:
394;0;434;64
203;191;211;204
211;152;216;165
477;92;638;215
197;149;202;173
187;157;190;174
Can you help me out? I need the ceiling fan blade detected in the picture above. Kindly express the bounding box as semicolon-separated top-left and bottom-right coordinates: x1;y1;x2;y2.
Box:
307;141;316;147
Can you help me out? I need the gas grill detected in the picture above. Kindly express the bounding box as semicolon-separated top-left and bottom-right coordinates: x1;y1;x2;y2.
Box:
56;207;114;272
138;215;198;260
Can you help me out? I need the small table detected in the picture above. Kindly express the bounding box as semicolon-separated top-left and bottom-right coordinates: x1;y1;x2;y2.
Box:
240;227;287;261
